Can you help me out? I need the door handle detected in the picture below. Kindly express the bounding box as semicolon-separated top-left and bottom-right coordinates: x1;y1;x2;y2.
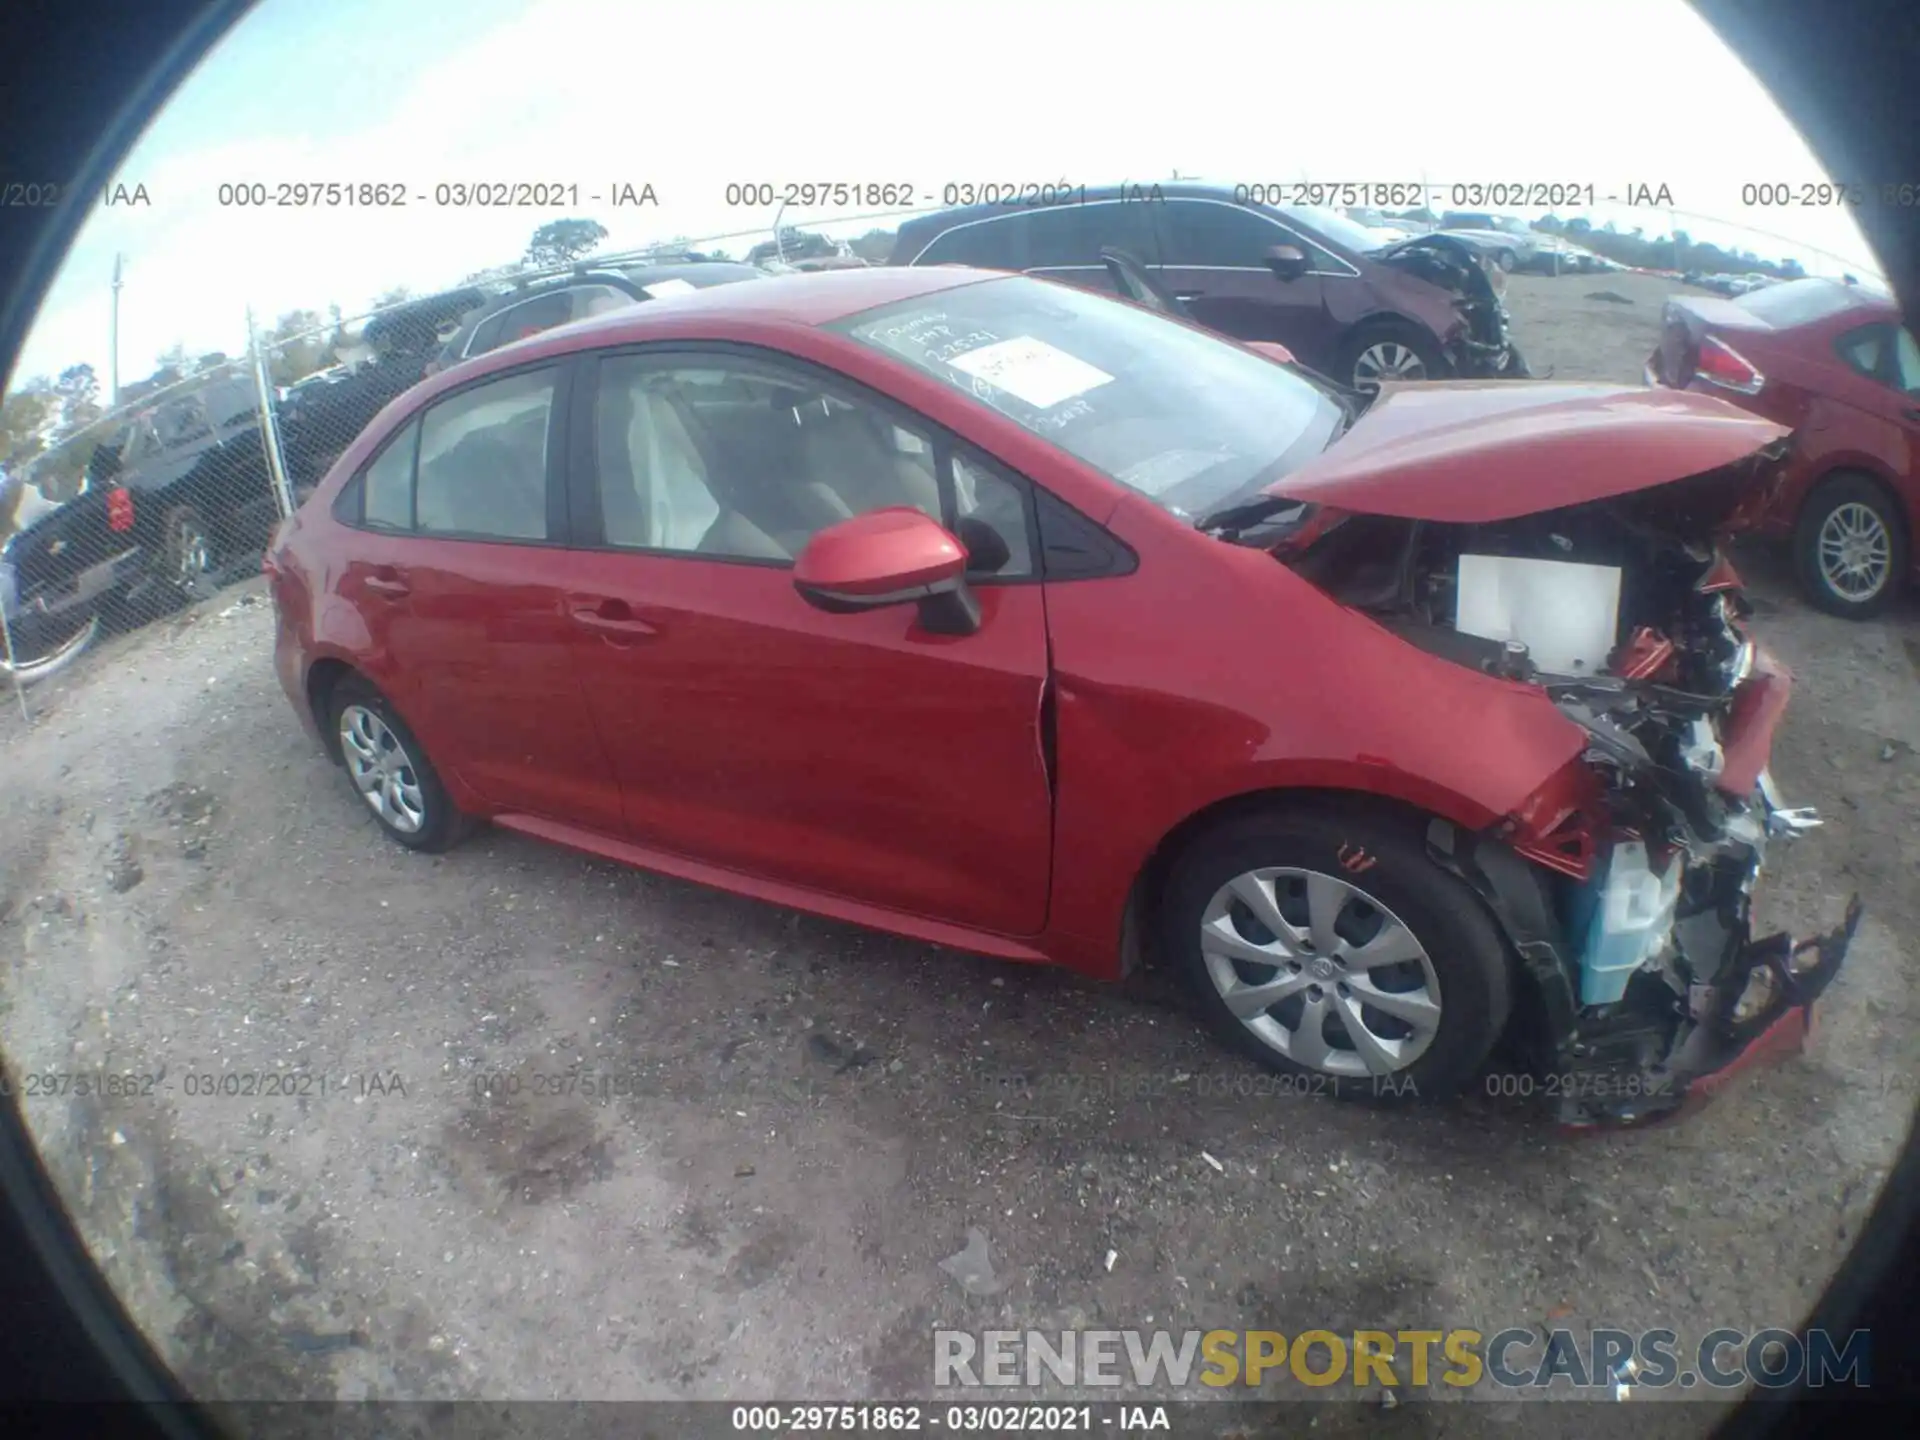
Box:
1173;291;1204;302
568;596;658;637
363;569;409;598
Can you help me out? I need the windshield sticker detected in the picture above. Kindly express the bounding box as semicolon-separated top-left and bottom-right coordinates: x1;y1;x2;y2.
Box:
947;336;1114;410
642;279;697;298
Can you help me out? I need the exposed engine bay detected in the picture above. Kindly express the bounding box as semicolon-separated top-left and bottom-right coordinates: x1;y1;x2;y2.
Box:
1372;233;1524;378
1260;459;1862;1123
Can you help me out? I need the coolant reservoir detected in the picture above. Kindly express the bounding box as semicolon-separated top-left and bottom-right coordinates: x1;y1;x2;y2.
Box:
1578;840;1682;1006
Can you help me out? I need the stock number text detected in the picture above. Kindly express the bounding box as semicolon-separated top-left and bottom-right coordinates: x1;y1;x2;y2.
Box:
217;181;408;207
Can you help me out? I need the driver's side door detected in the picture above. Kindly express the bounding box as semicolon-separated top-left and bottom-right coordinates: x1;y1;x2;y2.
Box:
560;347;1056;937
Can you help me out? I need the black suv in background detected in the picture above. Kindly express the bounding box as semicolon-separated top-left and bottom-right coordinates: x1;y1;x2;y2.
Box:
889;182;1524;392
425;260;770;375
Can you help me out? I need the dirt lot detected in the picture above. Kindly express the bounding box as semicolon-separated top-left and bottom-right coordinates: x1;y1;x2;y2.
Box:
1;273;1916;1435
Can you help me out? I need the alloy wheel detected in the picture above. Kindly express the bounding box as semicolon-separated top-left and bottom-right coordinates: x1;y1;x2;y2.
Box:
171;515;213;589
1352;341;1428;393
339;703;427;833
1816;501;1892;602
1197;866;1443;1078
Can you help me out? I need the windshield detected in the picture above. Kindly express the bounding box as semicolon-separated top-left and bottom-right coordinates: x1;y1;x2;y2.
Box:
1282;204;1389;254
833;275;1342;521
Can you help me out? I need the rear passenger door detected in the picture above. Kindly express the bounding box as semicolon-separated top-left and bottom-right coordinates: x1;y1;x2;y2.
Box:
1024;200;1162;297
558;346;1056;936
329;361;625;833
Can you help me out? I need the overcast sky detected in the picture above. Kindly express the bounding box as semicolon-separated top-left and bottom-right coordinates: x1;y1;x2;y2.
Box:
9;0;1884;392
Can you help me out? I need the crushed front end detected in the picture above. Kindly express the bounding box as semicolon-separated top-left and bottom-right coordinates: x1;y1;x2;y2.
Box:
1268;446;1862;1124
1372;232;1528;379
1488;626;1864;1128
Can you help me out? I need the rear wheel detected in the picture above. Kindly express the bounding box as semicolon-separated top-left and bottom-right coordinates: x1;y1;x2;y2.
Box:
1338;323;1444;396
326;675;473;852
1160;807;1511;1102
160;504;216;599
1793;474;1906;618
1494;248;1518;272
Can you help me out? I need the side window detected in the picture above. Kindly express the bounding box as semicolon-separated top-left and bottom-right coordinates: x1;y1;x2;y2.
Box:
1025;206;1098;268
951;453;1034;578
1835;323;1892;383
571;285;635;321
591;357;944;562
473;292;574;356
361;420;417;530
464;311;508;358
1159;200;1286;267
1894;328;1920;394
918;216;1022;269
413;369;555;540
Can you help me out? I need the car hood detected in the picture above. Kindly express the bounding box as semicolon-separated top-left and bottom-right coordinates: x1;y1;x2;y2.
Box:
1261;380;1789;523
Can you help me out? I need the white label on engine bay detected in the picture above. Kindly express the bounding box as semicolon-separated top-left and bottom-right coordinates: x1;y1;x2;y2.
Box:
947;336;1115;409
1455;554;1622;675
642;279;697;298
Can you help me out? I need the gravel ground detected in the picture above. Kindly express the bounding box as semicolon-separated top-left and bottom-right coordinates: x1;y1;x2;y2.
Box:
0;277;1915;1436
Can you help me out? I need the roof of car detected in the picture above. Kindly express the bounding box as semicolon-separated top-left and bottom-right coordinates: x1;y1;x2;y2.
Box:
894;180;1247;235
547;264;999;336
415;267;1008;394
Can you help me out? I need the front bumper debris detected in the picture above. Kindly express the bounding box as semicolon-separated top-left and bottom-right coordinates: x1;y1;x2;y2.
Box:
1556;892;1863;1130
1553;765;1863;1130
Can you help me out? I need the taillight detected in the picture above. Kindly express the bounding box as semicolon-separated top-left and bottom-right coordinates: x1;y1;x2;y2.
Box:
105;486;135;532
1694;335;1765;394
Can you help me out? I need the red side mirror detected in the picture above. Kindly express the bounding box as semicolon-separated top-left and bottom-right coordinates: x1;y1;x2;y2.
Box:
793;507;979;635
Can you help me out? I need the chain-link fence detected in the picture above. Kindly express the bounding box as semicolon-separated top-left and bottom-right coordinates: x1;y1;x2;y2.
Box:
0;346;290;701
1;213;938;717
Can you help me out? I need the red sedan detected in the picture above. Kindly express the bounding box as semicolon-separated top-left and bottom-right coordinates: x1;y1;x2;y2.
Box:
1647;276;1919;617
266;267;1859;1126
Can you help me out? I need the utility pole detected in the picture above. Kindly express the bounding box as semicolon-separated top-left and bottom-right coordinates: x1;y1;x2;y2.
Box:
109;252;123;405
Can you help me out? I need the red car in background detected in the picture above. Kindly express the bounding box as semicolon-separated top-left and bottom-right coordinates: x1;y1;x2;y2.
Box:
1647;276;1918;617
265;266;1858;1127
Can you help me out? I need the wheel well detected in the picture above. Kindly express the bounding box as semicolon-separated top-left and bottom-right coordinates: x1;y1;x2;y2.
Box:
305;658;356;762
1800;466;1913;546
1118;787;1461;977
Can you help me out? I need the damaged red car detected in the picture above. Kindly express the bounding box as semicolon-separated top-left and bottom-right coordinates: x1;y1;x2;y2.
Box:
264;267;1860;1126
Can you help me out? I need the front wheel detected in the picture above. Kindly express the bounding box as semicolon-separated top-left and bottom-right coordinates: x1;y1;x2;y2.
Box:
1495;248;1517;272
1793;474;1907;618
1338;324;1444;396
1161;807;1512;1102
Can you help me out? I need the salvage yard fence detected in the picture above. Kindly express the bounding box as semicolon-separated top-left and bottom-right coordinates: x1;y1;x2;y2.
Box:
0;213;946;722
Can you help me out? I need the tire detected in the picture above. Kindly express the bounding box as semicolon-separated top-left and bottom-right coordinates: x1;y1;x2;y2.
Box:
326;675;473;852
1160;806;1511;1103
159;504;216;599
1337;323;1445;396
1792;474;1907;619
1495;248;1517;272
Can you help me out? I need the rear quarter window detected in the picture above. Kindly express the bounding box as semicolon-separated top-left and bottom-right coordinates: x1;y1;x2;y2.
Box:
916;216;1022;268
1738;281;1875;328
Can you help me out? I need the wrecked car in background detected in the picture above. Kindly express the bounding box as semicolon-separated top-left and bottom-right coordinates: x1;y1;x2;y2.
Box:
890;182;1527;394
266;267;1854;1128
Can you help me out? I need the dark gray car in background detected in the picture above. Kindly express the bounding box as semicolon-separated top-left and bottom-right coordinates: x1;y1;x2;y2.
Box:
889;181;1525;392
